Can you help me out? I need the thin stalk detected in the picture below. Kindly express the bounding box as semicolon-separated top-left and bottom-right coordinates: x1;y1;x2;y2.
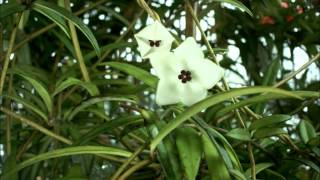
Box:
248;143;256;180
64;0;90;82
4;60;15;155
12;0;108;52
0;24;3;63
118;159;152;180
16;131;39;160
110;143;148;180
273;53;320;88
0;107;73;145
0;13;22;95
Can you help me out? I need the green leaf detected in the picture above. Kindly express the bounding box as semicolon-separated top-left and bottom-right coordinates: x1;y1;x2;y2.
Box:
3;94;48;123
216;91;319;117
52;29;76;57
100;61;158;88
299;120;317;144
32;3;70;38
229;169;247;180
2;154;18;180
150;86;302;151
245;163;274;178
176;127;202;180
32;0;101;57
249;114;291;131
142;110;183;180
66;97;135;121
2;146;132;177
253;128;286;139
84;42;134;62
192;116;242;171
202;133;231;180
226;128;251;141
212;0;253;16
17;74;52;113
0;2;26;19
76;115;143;145
53;77;100;96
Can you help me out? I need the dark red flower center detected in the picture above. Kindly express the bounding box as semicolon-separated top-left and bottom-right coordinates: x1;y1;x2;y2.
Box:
178;70;192;83
149;40;161;47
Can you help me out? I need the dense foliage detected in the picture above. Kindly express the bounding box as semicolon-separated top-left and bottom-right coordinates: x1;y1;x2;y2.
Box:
0;0;319;179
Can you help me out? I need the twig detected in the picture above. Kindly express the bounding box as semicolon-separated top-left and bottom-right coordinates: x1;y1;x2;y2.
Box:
273;53;320;88
0;13;22;95
118;159;152;180
110;143;148;180
64;0;90;82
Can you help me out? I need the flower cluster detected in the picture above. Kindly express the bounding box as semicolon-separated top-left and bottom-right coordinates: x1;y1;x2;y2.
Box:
134;21;224;106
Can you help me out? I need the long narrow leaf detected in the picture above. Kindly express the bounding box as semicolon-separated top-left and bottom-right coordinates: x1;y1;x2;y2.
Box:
150;87;302;151
33;0;101;56
2;146;132;177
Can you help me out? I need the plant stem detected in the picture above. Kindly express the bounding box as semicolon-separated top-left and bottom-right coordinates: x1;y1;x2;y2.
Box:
273;53;320;88
0;107;73;145
118;159;152;180
111;143;148;180
4;60;15;155
64;0;90;82
0;13;22;95
248;143;256;180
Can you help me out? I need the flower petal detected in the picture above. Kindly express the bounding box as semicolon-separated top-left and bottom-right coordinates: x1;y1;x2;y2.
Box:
178;81;207;106
193;59;225;89
173;37;204;61
156;79;180;105
134;21;174;58
149;51;184;79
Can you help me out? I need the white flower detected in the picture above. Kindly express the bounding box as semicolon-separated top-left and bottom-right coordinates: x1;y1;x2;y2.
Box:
134;21;174;58
150;37;225;106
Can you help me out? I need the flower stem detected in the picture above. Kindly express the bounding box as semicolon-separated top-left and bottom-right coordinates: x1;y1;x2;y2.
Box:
111;143;148;180
64;0;90;82
118;159;152;180
248;143;256;180
0;13;22;95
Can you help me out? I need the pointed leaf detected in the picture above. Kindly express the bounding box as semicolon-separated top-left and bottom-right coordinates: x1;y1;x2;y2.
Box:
245;163;274;178
53;77;99;96
253;128;286;139
212;0;253;16
176;127;202;180
33;0;101;56
17;74;52;113
249;114;291;131
2;146;132;177
226;128;251;141
299;120;317;144
202;134;231;180
150;87;302;151
100;61;158;88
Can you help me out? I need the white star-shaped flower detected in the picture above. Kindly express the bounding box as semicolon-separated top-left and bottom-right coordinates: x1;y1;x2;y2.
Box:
150;37;225;106
134;21;174;58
